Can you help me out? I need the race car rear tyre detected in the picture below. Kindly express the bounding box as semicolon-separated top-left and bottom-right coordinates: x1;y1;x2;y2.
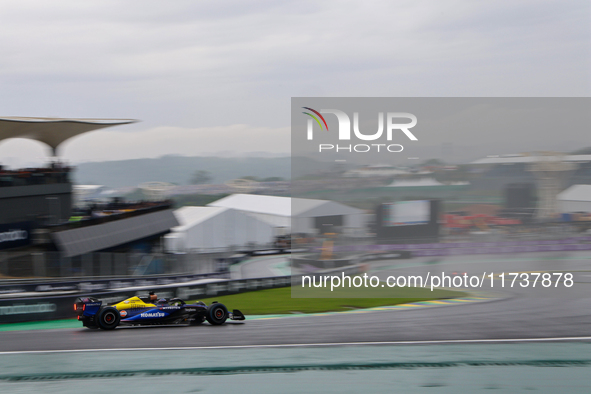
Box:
206;303;228;325
97;307;120;330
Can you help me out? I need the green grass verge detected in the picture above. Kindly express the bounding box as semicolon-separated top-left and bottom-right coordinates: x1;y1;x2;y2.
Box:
0;318;80;332
0;286;466;331
194;286;466;315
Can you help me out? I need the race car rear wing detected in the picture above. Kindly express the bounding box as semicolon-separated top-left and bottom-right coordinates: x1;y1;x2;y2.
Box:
74;297;102;317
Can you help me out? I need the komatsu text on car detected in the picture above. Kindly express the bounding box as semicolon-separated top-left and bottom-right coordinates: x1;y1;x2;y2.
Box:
74;292;245;330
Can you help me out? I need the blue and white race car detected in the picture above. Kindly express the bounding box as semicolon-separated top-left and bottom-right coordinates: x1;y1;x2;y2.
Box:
74;293;245;330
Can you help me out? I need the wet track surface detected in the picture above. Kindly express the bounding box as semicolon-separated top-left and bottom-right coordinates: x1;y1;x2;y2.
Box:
4;343;591;393
2;251;591;352
230;254;290;279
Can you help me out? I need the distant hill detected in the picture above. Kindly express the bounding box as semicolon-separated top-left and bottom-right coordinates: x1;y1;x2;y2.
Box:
570;147;591;155
72;156;292;188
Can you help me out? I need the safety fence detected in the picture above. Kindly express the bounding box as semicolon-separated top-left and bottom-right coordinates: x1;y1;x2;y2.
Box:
335;236;591;257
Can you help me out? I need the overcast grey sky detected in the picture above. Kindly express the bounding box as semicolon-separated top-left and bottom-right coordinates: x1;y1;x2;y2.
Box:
0;0;589;166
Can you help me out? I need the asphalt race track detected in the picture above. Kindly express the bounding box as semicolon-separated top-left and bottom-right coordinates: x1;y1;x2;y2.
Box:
2;251;591;352
231;254;290;279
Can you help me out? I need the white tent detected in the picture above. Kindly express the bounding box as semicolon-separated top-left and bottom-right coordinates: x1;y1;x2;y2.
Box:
471;154;591;165
387;178;469;187
557;185;591;213
164;206;274;253
208;194;367;234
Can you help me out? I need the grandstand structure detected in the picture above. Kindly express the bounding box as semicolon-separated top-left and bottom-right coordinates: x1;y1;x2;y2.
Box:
0;116;178;257
0;117;135;229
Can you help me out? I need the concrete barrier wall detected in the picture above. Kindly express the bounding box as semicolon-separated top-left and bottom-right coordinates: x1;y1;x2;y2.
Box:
0;272;229;297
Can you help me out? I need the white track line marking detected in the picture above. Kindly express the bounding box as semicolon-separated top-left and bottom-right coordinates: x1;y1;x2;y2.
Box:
2;336;591;355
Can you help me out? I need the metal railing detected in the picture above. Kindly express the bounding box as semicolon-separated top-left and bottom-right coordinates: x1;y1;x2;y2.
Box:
0;251;225;280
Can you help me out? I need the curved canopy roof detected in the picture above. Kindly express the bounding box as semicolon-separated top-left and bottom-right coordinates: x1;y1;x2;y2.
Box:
0;116;137;155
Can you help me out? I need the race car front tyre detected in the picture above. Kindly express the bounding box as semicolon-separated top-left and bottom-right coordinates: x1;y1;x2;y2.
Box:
97;307;120;330
206;303;228;325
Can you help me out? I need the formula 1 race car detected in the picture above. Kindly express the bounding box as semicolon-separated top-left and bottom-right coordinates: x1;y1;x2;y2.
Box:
74;294;245;330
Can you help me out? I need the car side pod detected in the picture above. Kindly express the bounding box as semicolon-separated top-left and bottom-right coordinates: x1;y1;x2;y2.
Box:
229;309;245;321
